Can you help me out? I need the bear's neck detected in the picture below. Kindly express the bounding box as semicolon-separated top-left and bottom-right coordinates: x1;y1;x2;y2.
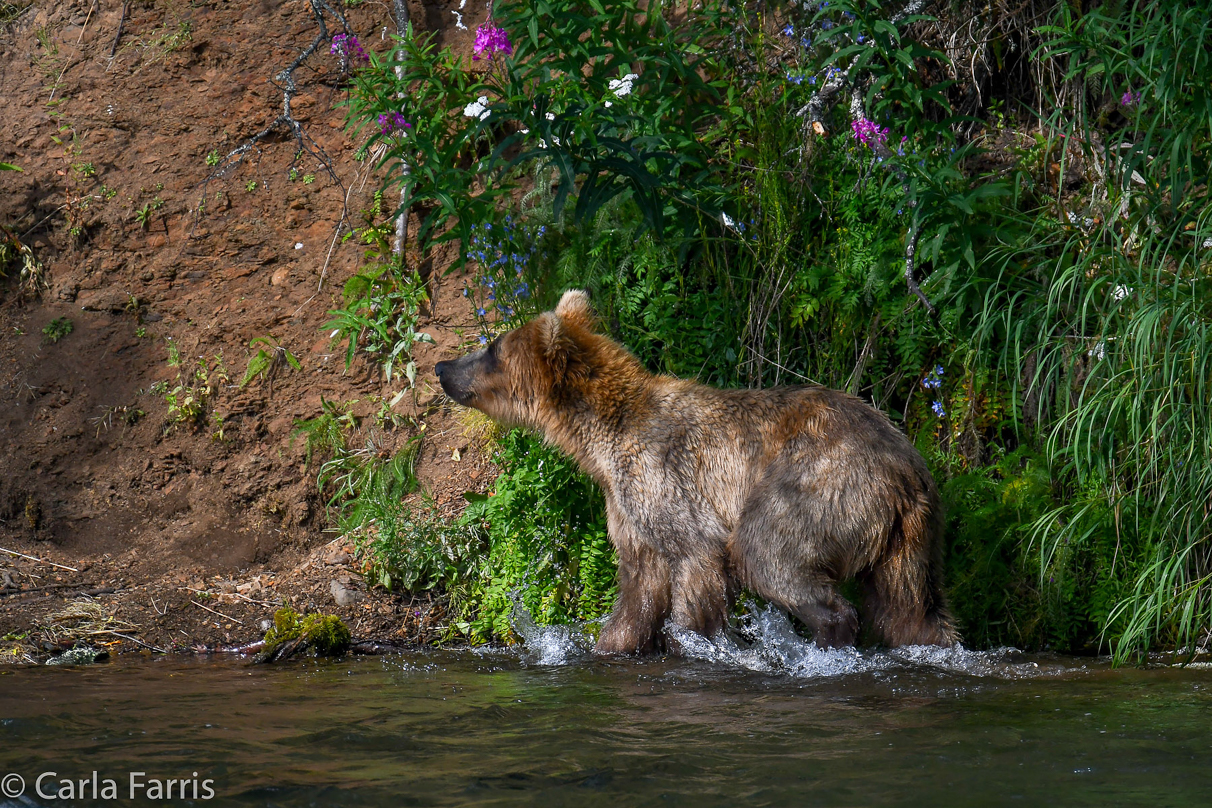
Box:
543;352;672;488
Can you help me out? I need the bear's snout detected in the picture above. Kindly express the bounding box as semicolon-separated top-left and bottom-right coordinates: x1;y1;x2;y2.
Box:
434;352;484;406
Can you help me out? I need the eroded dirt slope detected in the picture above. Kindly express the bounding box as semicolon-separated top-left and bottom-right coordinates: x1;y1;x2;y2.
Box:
0;0;496;657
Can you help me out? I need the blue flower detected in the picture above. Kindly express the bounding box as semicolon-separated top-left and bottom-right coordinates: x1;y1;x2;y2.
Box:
822;20;833;30
787;73;804;85
931;401;946;418
479;334;489;345
476;307;487;317
782;24;794;37
808;76;817;85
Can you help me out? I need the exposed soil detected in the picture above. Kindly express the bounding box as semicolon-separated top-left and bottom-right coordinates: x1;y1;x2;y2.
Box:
0;0;498;661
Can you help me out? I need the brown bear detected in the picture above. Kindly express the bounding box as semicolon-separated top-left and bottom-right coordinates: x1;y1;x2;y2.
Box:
435;290;958;654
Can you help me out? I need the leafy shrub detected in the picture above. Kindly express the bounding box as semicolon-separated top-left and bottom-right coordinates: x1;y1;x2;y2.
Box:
459;430;616;642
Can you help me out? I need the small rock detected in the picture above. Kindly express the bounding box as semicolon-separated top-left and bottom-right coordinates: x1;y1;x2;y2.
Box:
329;579;363;607
78;288;130;312
322;547;351;566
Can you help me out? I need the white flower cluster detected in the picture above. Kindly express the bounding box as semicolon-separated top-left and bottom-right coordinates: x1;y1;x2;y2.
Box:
608;73;638;97
463;96;491;120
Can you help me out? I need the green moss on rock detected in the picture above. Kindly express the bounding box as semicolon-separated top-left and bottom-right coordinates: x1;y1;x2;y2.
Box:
258;607;351;662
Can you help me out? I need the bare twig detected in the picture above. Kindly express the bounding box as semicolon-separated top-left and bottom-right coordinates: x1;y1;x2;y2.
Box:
0;582;95;598
109;0;130;59
89;630;165;654
189;0;352;249
77;0;98;45
0;546;79;572
183;586;279;608
190;600;244;625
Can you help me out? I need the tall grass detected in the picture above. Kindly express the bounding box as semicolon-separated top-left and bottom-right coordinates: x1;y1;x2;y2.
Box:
966;0;1212;659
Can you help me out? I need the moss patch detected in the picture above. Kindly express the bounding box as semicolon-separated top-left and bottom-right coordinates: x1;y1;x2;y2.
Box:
257;607;351;662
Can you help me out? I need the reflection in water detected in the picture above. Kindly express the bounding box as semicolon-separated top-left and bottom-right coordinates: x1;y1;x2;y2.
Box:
0;633;1210;807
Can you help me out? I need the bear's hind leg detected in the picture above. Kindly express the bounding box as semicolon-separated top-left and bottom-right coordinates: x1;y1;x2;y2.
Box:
862;501;958;647
756;573;859;649
730;483;859;649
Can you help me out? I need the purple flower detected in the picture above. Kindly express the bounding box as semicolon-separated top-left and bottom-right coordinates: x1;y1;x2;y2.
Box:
331;33;368;71
850;117;889;148
473;22;513;60
378;111;411;135
475;307;487;317
931;401;946;418
1120;89;1141;107
479;334;489;345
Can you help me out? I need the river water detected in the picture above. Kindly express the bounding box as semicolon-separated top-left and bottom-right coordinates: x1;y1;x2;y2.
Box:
2;611;1210;806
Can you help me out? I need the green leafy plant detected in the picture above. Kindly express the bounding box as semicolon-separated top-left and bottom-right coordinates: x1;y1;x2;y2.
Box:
292;397;359;466
164;355;228;428
240;335;301;391
458;430;616;642
41;316;72;343
325;222;434;384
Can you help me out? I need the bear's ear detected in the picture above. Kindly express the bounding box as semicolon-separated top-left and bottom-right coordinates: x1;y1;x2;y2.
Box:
538;312;588;384
555;289;596;331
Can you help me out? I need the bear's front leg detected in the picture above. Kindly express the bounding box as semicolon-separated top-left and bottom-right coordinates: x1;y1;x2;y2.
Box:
667;555;729;640
595;509;671;655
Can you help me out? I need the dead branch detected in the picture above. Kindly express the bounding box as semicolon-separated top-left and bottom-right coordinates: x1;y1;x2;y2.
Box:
189;0;353;253
391;0;411;260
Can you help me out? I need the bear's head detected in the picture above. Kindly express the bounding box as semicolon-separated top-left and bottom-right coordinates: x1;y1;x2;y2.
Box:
435;289;601;429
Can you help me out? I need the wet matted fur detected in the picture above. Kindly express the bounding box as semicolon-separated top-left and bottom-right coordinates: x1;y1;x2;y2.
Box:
436;290;958;654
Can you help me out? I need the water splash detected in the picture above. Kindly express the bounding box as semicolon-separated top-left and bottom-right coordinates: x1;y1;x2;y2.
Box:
504;592;1074;679
668;603;1066;680
509;595;594;666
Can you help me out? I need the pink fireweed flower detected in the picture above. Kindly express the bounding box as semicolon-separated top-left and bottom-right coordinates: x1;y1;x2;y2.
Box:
1120;89;1141;107
851;117;889;148
473;22;512;60
331;33;368;71
378;111;411;135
